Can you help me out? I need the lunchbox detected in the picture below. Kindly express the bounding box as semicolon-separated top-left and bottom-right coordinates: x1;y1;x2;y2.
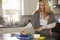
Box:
17;34;32;40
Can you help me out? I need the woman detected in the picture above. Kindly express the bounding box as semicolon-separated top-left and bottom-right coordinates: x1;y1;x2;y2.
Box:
31;0;56;36
21;0;56;37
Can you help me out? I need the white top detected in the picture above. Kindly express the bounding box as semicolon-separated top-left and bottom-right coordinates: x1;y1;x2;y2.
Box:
40;14;56;29
40;15;48;26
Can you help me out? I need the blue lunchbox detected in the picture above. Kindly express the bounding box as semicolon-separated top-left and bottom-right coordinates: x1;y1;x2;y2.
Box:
17;34;32;40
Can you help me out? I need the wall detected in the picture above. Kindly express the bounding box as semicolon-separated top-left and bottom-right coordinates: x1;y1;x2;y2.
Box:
0;0;3;16
24;0;38;15
24;0;60;15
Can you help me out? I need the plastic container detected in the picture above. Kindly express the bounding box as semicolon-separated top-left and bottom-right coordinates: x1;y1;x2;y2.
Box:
17;34;32;40
34;34;40;38
38;36;45;40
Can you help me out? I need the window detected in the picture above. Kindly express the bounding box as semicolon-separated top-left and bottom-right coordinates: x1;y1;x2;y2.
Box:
2;0;20;10
2;0;24;24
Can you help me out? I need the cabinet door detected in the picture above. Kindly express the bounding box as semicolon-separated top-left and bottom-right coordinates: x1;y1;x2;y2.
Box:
0;28;2;34
52;23;60;33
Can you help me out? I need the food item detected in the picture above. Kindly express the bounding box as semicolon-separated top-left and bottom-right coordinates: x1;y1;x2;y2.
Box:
21;30;28;35
38;36;45;40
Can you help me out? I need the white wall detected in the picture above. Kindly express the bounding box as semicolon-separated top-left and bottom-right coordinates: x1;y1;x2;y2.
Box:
0;0;3;16
24;0;38;15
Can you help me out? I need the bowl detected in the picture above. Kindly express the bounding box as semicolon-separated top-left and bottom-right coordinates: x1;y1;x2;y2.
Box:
38;36;45;40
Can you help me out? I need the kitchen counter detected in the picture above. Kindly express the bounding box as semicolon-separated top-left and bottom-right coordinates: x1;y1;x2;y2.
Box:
0;27;24;34
0;26;58;40
33;37;56;40
0;25;25;28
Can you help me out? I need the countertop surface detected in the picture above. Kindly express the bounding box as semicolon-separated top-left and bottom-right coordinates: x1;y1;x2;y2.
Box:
0;25;25;28
32;35;57;40
33;37;56;40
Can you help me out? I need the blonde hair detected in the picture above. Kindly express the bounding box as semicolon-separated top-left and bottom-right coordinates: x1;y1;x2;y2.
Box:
38;0;53;14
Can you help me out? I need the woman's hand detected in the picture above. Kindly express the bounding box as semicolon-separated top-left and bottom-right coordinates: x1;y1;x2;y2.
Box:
35;26;44;32
20;29;28;35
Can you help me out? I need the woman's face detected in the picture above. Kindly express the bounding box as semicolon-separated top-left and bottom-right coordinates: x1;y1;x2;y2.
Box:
39;2;45;11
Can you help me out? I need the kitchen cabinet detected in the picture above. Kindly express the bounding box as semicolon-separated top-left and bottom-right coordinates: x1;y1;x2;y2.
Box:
52;23;60;33
0;29;1;34
52;22;60;40
58;0;60;5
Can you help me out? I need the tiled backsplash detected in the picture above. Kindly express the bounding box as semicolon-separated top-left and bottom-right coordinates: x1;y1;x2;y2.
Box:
3;14;60;27
18;14;60;26
19;15;32;26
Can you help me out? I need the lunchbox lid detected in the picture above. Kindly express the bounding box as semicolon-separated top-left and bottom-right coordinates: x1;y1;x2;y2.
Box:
17;34;32;39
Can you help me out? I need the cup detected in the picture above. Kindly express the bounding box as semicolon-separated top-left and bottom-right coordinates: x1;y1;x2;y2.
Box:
34;34;40;38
